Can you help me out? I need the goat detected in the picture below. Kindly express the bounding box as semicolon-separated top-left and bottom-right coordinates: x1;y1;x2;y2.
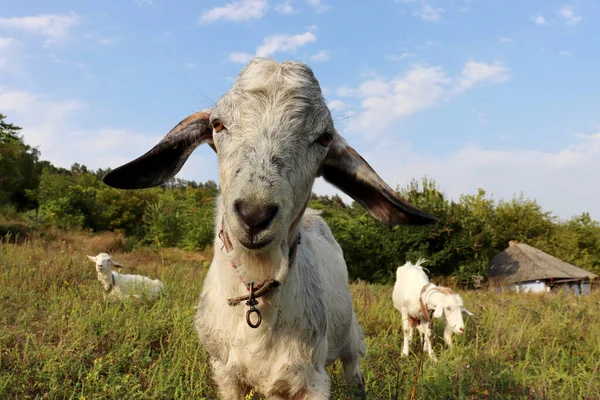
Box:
88;253;165;301
101;57;437;399
392;259;472;361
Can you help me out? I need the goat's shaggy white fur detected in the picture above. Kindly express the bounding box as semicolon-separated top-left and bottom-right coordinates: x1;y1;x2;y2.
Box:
88;253;165;301
392;259;472;361
102;58;437;399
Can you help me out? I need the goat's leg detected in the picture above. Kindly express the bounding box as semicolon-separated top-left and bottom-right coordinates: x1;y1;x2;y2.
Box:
340;358;366;400
443;325;454;347
401;313;411;357
418;322;438;362
302;368;331;400
339;314;366;399
265;369;331;400
408;321;415;343
211;359;249;399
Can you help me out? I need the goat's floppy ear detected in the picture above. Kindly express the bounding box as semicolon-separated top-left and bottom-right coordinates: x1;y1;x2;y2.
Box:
321;134;438;225
102;110;214;189
433;304;444;319
461;306;474;316
87;255;97;262
110;260;124;269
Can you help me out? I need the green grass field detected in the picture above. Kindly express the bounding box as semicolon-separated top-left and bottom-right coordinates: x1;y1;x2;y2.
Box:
1;232;599;400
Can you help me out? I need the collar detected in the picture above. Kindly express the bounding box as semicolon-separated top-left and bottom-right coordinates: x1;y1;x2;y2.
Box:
219;218;301;302
219;218;302;329
419;283;433;322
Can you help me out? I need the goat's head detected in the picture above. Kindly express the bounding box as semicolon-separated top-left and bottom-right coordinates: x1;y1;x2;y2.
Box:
87;253;122;274
433;292;473;334
102;58;437;259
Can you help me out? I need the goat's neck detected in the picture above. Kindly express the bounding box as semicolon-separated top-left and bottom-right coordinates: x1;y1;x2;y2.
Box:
97;270;115;291
214;203;301;289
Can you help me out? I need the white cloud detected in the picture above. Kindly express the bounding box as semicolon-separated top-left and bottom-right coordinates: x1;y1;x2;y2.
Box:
0;12;80;46
500;37;513;43
351;65;450;132
256;31;316;57
98;36;123;46
230;30;317;63
199;0;268;24
0;37;20;71
359;80;391;97
276;1;296;14
558;50;573;56
307;0;330;13
135;0;153;5
0;86;165;172
530;14;550;25
228;52;254;64
0;37;18;49
48;54;85;69
336;86;358;97
456;61;510;92
327;99;349;112
339;60;510;134
0;87;35;110
414;4;443;21
558;6;581;25
385;50;415;61
184;62;198;69
313;132;600;220
309;50;330;62
425;40;440;46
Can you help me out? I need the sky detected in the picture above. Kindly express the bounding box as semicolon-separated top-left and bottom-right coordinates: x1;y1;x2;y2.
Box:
1;0;599;220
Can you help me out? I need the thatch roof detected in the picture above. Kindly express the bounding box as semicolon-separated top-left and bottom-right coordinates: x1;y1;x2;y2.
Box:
489;241;598;284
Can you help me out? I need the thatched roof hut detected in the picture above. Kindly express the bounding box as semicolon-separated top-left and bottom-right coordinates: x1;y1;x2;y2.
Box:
489;240;598;294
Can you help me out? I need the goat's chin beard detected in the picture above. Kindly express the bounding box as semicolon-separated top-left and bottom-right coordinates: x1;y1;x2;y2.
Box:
231;238;289;283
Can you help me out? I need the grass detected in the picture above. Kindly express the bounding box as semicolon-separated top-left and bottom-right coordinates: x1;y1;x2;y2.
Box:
1;232;599;399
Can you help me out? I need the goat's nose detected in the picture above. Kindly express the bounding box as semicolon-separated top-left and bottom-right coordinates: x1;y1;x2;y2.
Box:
458;327;464;333
234;200;278;234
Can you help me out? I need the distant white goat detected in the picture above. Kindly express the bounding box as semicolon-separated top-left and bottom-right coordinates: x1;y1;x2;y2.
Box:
392;259;472;361
101;58;437;399
88;253;165;301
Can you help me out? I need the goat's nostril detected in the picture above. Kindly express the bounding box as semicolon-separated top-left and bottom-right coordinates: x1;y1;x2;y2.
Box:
234;200;278;234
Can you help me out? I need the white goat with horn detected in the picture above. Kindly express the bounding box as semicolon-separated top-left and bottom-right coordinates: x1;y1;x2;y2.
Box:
102;58;437;399
392;259;472;362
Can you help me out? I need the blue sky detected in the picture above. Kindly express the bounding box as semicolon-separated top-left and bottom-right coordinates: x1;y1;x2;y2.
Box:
1;0;599;219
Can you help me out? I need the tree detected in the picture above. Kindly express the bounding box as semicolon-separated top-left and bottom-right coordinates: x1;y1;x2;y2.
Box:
0;114;40;210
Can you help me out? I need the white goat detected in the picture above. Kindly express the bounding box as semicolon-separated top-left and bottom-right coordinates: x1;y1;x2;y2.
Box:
392;259;472;361
102;58;437;399
88;253;165;301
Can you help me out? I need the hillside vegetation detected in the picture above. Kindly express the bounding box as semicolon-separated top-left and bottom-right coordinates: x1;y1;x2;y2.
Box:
2;114;599;286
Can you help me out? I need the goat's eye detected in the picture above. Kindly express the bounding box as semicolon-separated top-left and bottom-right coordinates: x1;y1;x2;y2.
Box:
316;132;333;147
212;119;225;132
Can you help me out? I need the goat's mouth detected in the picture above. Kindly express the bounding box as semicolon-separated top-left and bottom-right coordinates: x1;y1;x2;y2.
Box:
238;237;273;250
